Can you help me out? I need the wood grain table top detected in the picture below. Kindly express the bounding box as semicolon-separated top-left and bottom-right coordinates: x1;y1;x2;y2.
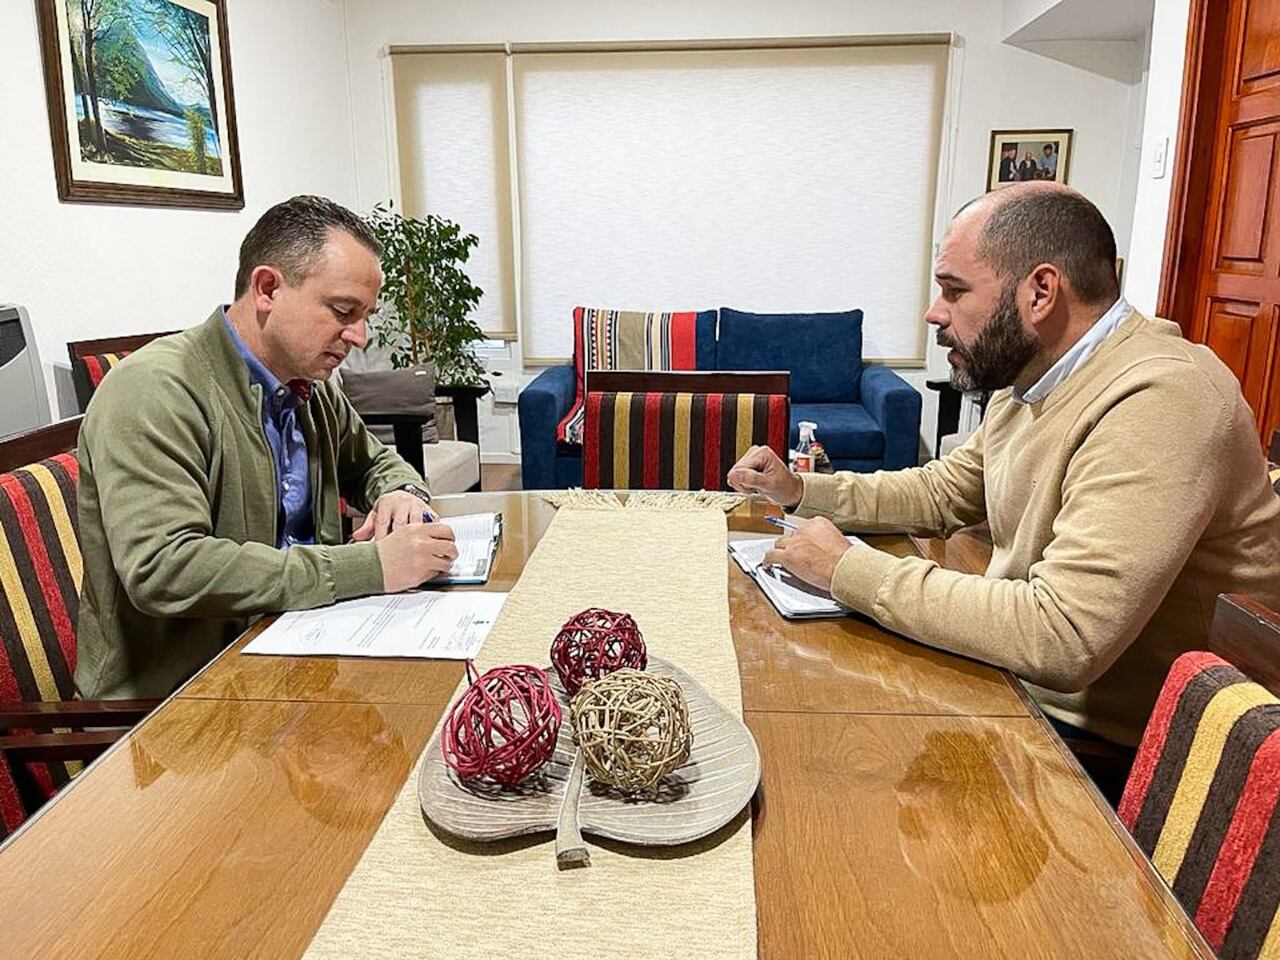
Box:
0;492;1211;959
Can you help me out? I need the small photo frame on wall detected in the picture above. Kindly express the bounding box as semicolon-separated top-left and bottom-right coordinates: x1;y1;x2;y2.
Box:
986;129;1073;192
35;0;243;209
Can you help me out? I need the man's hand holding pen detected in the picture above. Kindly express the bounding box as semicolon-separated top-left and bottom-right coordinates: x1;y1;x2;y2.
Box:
763;515;852;593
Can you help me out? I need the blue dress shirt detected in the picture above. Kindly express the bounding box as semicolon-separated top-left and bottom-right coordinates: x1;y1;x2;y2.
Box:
223;309;314;548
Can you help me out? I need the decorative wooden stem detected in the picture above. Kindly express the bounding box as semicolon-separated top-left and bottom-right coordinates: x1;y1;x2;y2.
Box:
555;748;590;867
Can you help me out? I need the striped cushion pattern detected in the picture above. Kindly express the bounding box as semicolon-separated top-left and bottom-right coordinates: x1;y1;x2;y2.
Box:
556;308;703;445
583;391;788;491
1268;460;1278;496
1118;651;1280;959
0;453;82;839
75;350;133;390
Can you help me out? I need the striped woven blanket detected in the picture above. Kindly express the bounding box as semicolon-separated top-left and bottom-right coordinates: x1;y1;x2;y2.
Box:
556;307;705;445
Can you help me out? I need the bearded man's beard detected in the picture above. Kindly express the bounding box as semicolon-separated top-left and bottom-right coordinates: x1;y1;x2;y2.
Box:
938;284;1040;392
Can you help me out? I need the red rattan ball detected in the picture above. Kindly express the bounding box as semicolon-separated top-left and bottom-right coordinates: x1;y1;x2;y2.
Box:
441;663;562;786
550;607;648;696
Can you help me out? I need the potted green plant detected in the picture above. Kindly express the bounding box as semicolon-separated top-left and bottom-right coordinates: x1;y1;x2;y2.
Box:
364;201;487;386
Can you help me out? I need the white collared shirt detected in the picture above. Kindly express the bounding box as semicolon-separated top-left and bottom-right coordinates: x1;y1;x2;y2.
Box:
1013;296;1132;404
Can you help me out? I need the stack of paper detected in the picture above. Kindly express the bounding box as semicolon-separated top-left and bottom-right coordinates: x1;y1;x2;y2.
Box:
433;512;502;585
728;534;868;620
243;591;508;660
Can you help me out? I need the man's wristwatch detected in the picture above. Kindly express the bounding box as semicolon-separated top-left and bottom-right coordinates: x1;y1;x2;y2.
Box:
396;482;432;505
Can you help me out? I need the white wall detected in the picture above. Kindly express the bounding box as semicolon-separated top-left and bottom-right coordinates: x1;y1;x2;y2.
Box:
1002;0;1061;37
343;0;1155;461
0;0;358;416
1123;0;1192;316
1;0;1164;463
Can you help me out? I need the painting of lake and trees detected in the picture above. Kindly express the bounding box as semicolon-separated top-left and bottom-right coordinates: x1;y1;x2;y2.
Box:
68;0;221;174
37;0;242;208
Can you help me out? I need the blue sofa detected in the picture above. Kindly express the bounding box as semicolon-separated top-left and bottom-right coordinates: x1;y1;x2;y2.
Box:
518;307;922;489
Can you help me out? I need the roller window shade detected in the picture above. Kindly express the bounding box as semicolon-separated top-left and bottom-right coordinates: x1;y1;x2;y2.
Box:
393;52;516;338
513;45;947;363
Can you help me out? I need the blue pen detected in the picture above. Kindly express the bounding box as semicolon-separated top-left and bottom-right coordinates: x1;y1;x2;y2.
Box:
764;514;799;532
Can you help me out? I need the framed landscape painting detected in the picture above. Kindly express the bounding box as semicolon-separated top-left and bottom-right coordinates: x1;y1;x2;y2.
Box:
36;0;243;209
986;128;1072;192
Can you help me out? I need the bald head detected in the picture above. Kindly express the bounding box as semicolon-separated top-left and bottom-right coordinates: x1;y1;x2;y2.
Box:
955;183;1120;306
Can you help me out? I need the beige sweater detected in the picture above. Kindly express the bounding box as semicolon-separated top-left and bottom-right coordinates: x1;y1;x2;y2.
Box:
797;312;1280;745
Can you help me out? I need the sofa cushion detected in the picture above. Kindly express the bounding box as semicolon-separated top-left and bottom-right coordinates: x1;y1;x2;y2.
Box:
716;307;863;403
556;307;717;445
791;403;884;459
423;440;479;494
339;364;439;444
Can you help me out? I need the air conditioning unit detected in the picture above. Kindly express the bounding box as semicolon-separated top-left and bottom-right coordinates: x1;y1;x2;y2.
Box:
0;305;52;440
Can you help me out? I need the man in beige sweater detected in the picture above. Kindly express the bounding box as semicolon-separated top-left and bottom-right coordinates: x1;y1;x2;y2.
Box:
729;184;1280;748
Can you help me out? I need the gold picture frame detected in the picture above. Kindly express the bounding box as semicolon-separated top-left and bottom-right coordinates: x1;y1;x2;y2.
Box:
986;128;1072;192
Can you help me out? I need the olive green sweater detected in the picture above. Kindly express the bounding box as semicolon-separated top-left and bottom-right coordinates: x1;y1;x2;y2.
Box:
75;312;423;699
797;312;1280;745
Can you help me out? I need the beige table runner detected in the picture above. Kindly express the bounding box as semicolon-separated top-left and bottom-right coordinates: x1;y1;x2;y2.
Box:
304;504;757;960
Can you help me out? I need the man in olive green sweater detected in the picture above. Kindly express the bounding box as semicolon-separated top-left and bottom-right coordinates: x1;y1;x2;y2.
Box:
76;196;461;699
730;184;1280;747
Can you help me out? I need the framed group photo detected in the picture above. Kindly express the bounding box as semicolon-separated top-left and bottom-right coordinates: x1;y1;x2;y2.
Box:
35;0;243;209
986;128;1072;192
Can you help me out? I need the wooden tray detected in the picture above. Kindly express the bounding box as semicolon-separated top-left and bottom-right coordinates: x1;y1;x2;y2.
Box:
419;656;761;864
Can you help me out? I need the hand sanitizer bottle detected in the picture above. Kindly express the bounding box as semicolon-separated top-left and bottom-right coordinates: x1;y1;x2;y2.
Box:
794;420;817;474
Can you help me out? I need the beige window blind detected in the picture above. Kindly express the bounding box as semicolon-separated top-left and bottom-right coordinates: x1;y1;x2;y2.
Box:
513;44;947;364
392;41;947;361
392;52;516;339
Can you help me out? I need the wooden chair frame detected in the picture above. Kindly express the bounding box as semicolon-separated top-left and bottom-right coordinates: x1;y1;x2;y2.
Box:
1210;593;1280;696
586;369;790;396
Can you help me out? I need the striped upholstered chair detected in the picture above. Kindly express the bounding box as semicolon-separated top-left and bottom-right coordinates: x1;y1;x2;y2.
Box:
67;331;177;413
583;371;790;491
0;417;157;839
1118;594;1280;960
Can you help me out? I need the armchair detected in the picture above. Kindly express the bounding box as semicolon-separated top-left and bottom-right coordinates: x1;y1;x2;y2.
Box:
0;418;159;838
518;363;580;490
1117;594;1280;957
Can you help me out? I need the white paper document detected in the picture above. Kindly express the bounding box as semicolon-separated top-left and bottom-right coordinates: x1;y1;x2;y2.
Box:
243;591;508;660
432;512;502;585
728;534;868;620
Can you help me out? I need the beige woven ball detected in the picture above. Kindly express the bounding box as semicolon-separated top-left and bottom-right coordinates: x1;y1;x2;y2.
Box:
569;669;693;792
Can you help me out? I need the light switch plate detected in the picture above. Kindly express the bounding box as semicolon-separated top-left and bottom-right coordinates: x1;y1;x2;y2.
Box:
1151;136;1169;179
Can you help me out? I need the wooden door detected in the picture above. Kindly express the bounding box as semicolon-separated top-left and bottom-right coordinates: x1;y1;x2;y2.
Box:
1164;0;1280;445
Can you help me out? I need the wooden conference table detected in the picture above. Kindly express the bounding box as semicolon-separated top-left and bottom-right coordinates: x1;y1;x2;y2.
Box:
0;492;1212;959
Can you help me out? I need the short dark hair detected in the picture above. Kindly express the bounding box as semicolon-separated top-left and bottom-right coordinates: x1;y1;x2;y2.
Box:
971;191;1119;305
234;195;382;298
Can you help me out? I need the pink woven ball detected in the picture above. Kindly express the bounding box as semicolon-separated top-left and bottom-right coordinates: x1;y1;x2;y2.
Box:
550;607;648;697
441;663;562;786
